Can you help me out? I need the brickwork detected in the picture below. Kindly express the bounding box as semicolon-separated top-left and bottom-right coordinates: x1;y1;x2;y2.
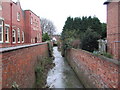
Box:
24;10;42;44
0;0;42;48
105;1;120;60
66;48;119;88
1;42;49;88
0;54;2;90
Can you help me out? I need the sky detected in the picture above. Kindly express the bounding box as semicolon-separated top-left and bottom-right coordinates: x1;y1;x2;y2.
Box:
12;0;107;34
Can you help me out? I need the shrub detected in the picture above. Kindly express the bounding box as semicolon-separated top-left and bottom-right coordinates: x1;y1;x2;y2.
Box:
42;33;50;42
81;28;100;52
101;52;113;58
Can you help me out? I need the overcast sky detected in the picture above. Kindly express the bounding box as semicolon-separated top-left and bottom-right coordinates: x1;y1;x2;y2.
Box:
12;0;107;34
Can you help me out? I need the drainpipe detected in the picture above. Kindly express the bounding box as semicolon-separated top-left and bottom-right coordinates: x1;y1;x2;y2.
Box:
10;2;12;45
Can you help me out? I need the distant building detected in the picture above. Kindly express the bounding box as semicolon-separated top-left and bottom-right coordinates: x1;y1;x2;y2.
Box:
52;35;60;42
52;35;61;46
0;0;42;48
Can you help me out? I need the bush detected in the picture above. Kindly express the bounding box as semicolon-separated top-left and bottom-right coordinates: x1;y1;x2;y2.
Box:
42;33;50;42
81;28;100;52
93;51;113;59
101;52;113;58
34;57;54;88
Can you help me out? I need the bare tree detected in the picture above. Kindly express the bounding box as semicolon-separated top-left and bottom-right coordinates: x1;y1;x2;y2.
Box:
40;18;56;38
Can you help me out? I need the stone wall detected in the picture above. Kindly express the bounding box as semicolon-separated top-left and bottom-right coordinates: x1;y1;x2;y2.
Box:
66;48;119;88
0;42;49;88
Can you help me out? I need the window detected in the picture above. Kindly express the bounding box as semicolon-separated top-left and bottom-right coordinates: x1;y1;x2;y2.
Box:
17;28;20;43
0;20;2;25
22;31;24;43
17;12;20;21
12;29;16;43
37;21;39;28
0;20;3;43
5;26;9;42
31;17;33;24
0;3;2;10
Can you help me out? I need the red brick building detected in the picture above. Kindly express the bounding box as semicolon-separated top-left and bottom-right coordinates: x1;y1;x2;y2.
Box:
104;0;120;60
0;0;42;48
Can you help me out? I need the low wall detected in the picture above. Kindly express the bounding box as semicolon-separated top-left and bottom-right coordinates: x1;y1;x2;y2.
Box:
66;48;119;88
0;42;49;88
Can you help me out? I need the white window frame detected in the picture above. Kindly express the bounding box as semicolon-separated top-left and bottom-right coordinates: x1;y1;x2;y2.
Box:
17;12;20;21
0;4;2;11
12;29;16;43
31;17;33;24
22;31;24;43
17;28;20;43
5;24;10;43
0;19;3;43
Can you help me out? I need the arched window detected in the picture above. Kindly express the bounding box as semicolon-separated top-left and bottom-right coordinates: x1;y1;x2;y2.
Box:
17;12;20;21
12;29;16;43
17;28;20;43
22;31;24;43
5;25;9;43
0;19;3;43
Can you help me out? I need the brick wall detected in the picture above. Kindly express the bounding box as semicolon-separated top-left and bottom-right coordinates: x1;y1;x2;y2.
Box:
66;48;119;88
106;2;120;60
0;42;49;88
0;54;2;90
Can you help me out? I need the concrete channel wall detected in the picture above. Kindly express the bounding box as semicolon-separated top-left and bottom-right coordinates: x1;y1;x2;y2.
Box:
66;48;119;88
0;42;49;88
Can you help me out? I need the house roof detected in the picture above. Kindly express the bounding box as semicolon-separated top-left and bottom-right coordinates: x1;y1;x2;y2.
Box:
104;0;120;4
24;10;40;18
104;0;112;4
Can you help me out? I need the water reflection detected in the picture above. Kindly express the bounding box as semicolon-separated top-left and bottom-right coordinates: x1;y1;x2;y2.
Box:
47;47;83;88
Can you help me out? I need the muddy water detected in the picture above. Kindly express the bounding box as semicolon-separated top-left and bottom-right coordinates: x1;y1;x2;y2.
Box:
46;47;84;88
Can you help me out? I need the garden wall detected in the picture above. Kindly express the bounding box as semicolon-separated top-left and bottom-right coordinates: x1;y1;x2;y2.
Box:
66;48;119;88
0;42;49;88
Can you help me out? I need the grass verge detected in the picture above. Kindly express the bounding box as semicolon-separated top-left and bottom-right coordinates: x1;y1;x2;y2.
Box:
34;57;55;88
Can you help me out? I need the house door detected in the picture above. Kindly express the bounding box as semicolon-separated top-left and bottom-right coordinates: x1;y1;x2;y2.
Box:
35;37;37;43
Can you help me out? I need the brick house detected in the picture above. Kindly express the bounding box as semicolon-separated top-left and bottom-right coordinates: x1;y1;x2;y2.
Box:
0;0;42;48
104;0;120;60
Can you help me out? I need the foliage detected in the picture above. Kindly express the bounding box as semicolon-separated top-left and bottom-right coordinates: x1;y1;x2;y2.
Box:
101;23;107;39
48;42;53;57
101;52;113;58
61;16;107;54
42;33;50;42
93;51;113;59
40;18;56;36
62;16;104;35
63;17;74;31
81;28;100;52
35;57;54;88
12;82;19;89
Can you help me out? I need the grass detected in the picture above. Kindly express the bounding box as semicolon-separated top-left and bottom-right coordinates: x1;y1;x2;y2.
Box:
34;57;55;88
93;51;113;59
101;52;113;59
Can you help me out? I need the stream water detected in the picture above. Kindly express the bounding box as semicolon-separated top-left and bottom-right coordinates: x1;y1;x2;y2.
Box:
46;47;84;88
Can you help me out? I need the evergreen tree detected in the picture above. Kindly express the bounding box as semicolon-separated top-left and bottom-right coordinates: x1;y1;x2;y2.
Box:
61;16;106;53
63;16;74;31
101;23;107;39
81;28;100;52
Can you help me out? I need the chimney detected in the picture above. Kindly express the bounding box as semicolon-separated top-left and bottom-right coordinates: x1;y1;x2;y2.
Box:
17;0;20;6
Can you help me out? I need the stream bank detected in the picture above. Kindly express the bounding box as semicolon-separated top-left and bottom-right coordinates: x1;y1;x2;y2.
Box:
46;47;84;88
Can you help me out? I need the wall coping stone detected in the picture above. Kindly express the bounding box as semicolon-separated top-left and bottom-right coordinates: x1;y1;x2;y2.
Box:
0;42;48;53
71;48;119;65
